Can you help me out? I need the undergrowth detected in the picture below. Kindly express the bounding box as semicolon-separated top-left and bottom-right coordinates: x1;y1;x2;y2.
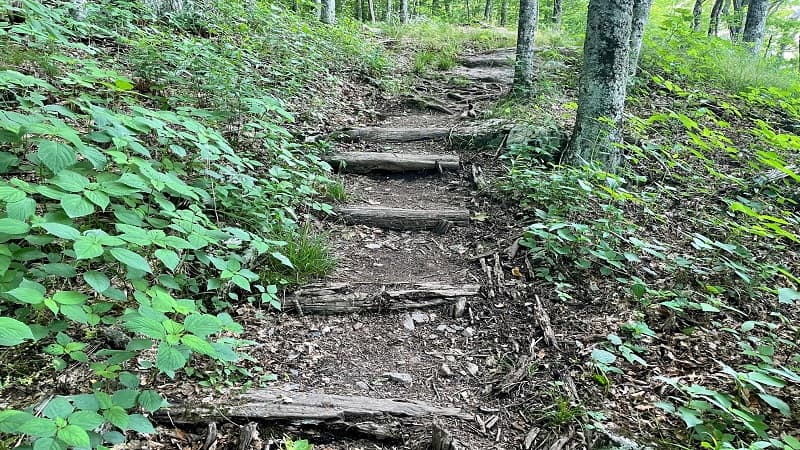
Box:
0;0;385;448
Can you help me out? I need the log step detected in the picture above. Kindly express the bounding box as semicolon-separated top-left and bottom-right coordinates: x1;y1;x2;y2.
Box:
287;281;481;314
337;206;470;231
324;151;460;173
163;388;469;423
327;120;512;147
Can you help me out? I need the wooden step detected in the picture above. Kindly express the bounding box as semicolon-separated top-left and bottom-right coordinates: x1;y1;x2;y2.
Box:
287;281;480;314
327;120;511;147
337;206;470;231
324;151;460;173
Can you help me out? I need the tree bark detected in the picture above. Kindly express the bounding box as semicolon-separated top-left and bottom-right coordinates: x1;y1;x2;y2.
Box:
692;0;703;31
465;0;471;21
324;152;461;173
565;0;635;168
708;0;723;35
432;0;440;14
143;0;183;14
628;0;653;79
500;0;508;25
358;0;364;20
321;0;336;22
337;206;470;230
552;0;562;26
513;0;538;90
368;0;376;22
386;0;393;21
728;0;745;42
483;0;492;21
742;0;769;53
401;0;409;22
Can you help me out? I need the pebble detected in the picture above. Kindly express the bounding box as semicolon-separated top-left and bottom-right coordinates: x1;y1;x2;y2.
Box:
438;364;453;377
356;381;369;391
383;372;413;386
462;327;475;338
402;314;415;331
411;311;430;323
466;362;479;376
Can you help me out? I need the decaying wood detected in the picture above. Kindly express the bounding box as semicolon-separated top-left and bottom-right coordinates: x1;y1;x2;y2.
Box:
523;426;541;450
534;295;559;350
458;54;514;68
328;120;511;147
287;282;481;314
430;424;464;450
470;164;487;190
236;422;259;450
202;422;217;450
324;151;460;174
164;388;469;423
337;206;470;231
447;297;468;318
405;95;455;115
479;257;495;299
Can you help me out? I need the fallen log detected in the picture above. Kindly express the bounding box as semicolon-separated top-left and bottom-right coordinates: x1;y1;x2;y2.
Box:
328;120;511;148
458;54;515;68
324;151;460;173
287;282;480;314
337;206;470;231
163;388;469;423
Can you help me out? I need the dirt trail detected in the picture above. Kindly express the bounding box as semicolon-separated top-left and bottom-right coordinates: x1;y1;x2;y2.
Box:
162;50;586;450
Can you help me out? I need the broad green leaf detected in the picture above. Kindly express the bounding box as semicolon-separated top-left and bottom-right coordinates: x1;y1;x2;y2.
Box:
40;223;80;240
103;431;126;444
118;371;140;389
6;197;36;221
271;251;294;268
111;389;139;409
74;236;104;259
83;271;110;293
181;334;217;356
127;414;156;434
0;317;34;346
32;437;63;450
51;170;89;192
37;140;76;174
137;390;166;413
0;184;25;202
591;348;616;365
0;410;34;432
0;217;29;234
154;249;180;271
60;194;94;218
110;248;152;273
103;406;129;431
156;342;187;375
67;410;104;430
757;393;791;416
184;314;221;338
122;314;166;340
57;424;91;447
53;291;88;305
17;417;57;437
7;279;46;304
60;304;89;324
778;288;800;304
84;189;110;210
68;394;100;411
43;396;74;419
676;406;703;428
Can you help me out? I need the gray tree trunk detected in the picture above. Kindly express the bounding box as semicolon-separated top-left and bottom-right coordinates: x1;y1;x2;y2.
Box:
143;0;184;14
386;0;392;21
500;0;508;25
358;0;364;20
368;0;376;22
513;0;538;90
692;0;703;30
742;0;769;53
566;0;634;168
70;0;88;20
401;0;409;22
628;0;653;79
708;0;723;35
321;0;335;22
728;0;744;42
552;0;562;25
483;0;491;21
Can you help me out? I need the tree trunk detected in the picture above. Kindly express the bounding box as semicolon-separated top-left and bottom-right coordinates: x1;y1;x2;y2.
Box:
565;0;635;168
742;0;769;53
70;0;88;20
315;0;323;19
401;0;409;22
552;0;562;25
444;0;451;16
465;0;471;21
432;0;440;14
513;0;538;90
386;0;392;21
483;0;491;21
143;0;184;14
692;0;703;31
628;0;653;79
368;0;376;22
500;0;508;25
708;0;723;35
358;0;363;20
321;0;336;22
728;0;744;42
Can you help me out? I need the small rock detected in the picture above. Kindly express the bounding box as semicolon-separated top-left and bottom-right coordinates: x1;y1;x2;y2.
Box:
411;311;430;323
466;362;479;376
402;314;415;331
436;325;448;332
356;381;369;391
321;326;331;334
383;372;413;386
445;355;456;363
462;327;475;338
439;364;453;377
485;355;497;368
353;322;363;330
365;243;382;250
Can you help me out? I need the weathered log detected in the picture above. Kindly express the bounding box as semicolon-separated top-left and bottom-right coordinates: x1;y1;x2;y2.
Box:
287;282;481;314
458;54;515;68
328;120;511;148
337;206;470;231
163;388;469;423
324;152;460;173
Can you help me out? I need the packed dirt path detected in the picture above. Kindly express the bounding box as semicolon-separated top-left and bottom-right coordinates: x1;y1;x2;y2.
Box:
159;49;600;450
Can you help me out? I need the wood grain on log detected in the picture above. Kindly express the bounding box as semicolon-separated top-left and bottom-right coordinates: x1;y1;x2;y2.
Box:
337;206;470;231
324;151;460;173
163;388;469;423
287;282;480;314
328;120;511;147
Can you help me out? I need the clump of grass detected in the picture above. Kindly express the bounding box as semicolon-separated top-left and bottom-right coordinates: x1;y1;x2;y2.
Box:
260;228;336;286
413;50;457;73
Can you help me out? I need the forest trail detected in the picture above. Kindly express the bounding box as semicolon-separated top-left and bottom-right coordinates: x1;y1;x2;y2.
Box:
164;48;580;449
